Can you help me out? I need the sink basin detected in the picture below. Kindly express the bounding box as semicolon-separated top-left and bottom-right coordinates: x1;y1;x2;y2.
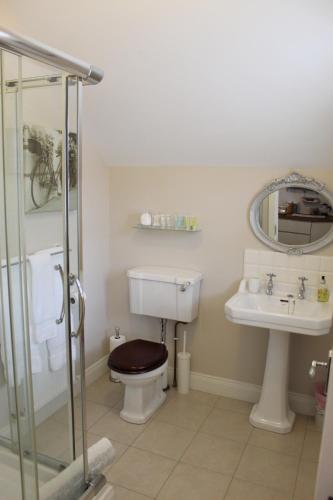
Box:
225;280;333;335
225;279;333;434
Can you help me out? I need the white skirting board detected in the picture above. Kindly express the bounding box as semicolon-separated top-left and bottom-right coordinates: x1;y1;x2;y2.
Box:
84;354;110;387
166;367;315;416
82;356;316;416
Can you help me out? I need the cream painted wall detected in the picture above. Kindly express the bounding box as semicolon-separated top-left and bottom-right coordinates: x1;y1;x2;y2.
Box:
2;0;333;167
108;167;333;396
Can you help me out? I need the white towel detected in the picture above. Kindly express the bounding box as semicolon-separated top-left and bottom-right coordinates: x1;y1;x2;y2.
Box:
0;263;43;386
47;320;76;372
30;343;43;374
29;250;57;343
40;438;115;500
0;329;42;387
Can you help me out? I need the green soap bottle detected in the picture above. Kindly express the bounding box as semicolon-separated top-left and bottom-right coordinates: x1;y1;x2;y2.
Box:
318;275;330;303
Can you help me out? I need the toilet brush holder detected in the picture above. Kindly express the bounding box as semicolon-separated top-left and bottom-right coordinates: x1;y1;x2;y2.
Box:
177;352;191;394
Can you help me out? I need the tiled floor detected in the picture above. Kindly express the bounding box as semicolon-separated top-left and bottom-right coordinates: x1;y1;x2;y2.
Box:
37;374;322;500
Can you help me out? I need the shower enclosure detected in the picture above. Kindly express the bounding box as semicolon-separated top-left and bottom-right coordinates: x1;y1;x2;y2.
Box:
0;27;104;499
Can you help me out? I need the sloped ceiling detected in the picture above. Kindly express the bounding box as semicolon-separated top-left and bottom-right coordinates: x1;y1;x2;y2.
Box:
2;0;333;168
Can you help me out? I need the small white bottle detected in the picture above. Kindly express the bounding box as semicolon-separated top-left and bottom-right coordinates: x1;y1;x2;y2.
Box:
140;211;152;226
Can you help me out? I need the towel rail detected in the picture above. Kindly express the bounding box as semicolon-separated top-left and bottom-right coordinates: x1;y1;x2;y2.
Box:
1;248;65;269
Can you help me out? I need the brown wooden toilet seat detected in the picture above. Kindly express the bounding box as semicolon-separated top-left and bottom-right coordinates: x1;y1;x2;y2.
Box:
108;339;168;375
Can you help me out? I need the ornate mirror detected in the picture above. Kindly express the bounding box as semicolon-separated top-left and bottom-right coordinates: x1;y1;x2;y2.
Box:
250;172;333;254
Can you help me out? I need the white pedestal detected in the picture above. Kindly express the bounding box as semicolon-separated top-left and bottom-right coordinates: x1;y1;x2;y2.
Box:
250;329;295;434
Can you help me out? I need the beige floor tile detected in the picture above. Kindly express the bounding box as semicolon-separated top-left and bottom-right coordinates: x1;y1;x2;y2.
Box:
89;410;147;445
302;430;322;462
86;375;124;408
112;485;153;499
235;445;298;494
154;397;212;431
215;396;253;415
249;416;306;457
200;408;252;443
133;420;195;460
112;399;124;412
294;460;318;500
306;416;323;433
35;417;70;458
168;387;219;407
181;432;244;475
157;462;231;500
225;478;292;500
106;447;175;498
52;399;110;429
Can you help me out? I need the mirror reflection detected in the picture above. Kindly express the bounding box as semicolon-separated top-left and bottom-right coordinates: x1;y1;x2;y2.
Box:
259;187;333;245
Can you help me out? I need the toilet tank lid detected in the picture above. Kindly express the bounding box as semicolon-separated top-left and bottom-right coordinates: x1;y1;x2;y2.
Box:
127;266;203;285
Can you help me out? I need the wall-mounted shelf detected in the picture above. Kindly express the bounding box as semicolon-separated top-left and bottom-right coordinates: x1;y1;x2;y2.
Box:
134;224;201;232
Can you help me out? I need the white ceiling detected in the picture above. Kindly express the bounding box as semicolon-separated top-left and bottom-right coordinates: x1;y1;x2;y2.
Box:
2;0;333;168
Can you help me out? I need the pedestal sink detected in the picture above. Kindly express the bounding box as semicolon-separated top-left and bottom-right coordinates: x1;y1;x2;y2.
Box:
225;280;333;433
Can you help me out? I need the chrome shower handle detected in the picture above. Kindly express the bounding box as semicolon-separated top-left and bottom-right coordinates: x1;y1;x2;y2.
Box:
69;273;86;338
54;264;65;325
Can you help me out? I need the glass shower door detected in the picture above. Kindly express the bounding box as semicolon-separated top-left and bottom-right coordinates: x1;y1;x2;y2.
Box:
0;47;88;499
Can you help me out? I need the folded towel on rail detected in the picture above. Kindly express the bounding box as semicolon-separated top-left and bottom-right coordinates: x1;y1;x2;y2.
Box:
28;250;58;343
46;320;76;372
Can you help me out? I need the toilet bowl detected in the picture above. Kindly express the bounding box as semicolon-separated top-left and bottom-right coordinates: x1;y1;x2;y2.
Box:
108;339;168;424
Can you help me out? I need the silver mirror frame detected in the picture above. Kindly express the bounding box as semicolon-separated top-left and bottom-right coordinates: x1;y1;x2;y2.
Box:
249;172;333;255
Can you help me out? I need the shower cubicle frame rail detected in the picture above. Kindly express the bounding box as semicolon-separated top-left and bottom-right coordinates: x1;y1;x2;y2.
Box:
0;27;103;85
0;26;104;500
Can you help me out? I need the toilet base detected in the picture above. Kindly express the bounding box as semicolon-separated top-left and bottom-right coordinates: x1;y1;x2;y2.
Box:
117;360;168;424
121;390;166;424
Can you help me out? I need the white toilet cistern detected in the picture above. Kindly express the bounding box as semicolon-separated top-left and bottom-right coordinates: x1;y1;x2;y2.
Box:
108;266;202;424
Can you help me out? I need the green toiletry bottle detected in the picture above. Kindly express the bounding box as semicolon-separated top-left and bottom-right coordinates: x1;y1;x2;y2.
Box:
318;275;330;303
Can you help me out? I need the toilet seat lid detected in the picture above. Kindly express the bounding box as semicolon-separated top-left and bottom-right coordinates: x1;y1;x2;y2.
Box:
108;339;168;374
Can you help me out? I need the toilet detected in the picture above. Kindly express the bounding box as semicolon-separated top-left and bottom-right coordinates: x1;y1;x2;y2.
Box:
108;266;202;424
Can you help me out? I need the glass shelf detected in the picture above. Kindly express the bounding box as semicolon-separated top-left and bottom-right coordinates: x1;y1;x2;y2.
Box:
134;224;201;232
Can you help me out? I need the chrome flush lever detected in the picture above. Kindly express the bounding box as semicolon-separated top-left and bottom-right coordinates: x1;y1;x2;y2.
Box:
180;281;191;292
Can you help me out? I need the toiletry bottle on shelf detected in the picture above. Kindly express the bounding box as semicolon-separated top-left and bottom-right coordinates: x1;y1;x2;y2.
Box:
140;211;152;226
318;276;330;303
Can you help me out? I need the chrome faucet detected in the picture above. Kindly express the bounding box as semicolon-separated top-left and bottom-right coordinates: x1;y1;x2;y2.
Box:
298;276;308;300
266;273;276;295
